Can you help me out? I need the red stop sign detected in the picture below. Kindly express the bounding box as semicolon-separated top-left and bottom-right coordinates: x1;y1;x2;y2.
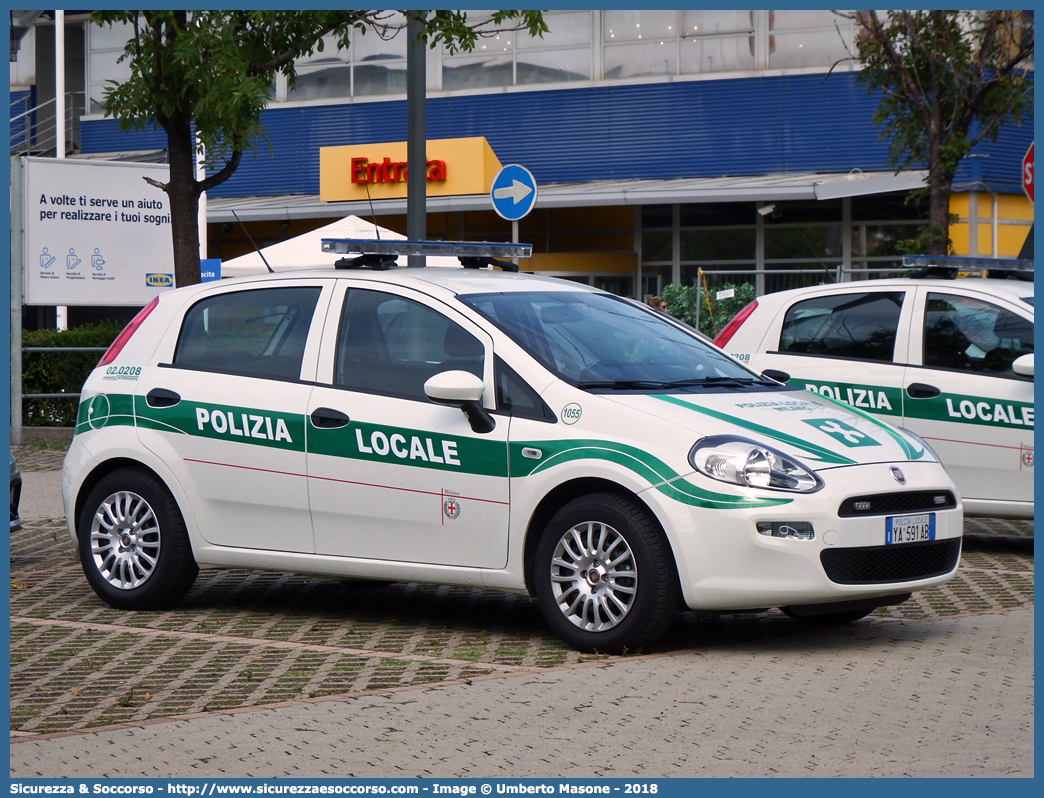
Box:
1023;143;1034;205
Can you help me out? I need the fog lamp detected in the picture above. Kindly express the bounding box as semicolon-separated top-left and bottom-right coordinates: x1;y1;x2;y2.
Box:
756;521;815;540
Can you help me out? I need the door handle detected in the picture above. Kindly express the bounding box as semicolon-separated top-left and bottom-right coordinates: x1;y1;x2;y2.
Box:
906;383;940;399
146;388;181;408
310;407;350;429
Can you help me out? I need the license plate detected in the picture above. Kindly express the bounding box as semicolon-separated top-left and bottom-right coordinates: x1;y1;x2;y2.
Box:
886;513;936;545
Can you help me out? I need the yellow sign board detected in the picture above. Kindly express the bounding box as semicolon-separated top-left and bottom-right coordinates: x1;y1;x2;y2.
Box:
320;137;502;202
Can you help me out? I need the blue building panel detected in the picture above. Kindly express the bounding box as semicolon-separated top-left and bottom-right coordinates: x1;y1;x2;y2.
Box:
79;71;1033;200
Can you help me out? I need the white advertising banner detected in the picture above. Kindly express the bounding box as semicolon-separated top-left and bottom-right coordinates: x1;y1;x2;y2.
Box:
23;157;176;306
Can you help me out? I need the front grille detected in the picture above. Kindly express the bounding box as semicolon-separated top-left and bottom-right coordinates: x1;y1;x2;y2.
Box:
821;538;962;584
838;490;957;517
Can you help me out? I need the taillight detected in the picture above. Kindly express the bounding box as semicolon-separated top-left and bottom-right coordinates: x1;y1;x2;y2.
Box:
712;298;759;348
97;297;159;367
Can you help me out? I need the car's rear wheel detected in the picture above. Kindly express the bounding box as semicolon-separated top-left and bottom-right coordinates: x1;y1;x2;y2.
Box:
534;494;678;653
78;467;198;610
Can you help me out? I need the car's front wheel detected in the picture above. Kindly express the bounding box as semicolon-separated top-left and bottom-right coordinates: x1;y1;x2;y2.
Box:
78;467;198;610
534;494;679;653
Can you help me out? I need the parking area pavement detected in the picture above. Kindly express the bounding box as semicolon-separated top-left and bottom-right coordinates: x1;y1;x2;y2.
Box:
8;443;1034;777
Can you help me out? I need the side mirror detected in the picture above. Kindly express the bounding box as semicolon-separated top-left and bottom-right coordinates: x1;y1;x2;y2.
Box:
1012;353;1034;378
424;370;496;434
762;369;791;384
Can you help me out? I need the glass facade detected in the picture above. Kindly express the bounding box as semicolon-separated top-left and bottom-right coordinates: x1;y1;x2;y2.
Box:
640;195;927;298
86;11;859;107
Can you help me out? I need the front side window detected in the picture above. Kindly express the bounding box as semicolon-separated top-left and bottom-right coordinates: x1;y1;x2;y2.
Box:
924;293;1033;376
778;291;905;362
335;289;484;401
173;287;321;379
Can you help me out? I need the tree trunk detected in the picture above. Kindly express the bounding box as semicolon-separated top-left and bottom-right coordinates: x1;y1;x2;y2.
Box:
926;166;955;257
164;115;202;287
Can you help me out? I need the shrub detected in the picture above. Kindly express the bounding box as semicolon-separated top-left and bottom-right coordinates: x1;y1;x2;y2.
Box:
662;282;757;338
21;322;124;427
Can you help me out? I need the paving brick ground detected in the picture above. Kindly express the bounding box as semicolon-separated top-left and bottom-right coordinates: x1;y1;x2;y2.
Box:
10;350;1040;777
9;442;1033;748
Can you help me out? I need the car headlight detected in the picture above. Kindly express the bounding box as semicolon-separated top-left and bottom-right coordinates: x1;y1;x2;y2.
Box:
688;436;824;493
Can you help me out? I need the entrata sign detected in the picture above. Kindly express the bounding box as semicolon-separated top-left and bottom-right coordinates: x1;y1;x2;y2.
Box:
320;137;502;202
1023;143;1034;205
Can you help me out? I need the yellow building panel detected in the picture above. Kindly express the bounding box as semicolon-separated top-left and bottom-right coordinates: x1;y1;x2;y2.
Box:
949;194;971;217
950;223;970;254
995;194;1035;221
998;225;1034;257
526;252;637;273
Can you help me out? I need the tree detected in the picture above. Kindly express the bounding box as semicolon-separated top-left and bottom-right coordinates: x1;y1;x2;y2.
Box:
92;10;547;286
836;11;1033;255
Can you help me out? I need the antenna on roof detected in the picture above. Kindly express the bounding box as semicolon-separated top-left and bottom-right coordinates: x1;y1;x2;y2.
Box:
363;181;381;241
231;209;274;274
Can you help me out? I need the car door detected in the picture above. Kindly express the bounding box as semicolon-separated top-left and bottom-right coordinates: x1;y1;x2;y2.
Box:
752;288;913;423
305;282;510;568
134;281;328;552
902;286;1034;504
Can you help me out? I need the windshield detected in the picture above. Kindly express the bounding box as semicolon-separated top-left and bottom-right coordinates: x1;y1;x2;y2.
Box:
460;290;769;390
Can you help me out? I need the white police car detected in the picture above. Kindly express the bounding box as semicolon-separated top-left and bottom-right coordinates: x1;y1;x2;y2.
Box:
715;256;1033;520
63;240;963;653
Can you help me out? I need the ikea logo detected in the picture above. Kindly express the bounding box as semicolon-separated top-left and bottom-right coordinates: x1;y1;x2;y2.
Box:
146;273;173;288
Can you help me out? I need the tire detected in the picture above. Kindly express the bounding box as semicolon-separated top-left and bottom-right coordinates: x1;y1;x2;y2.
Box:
534;493;679;654
77;467;198;610
780;606;874;625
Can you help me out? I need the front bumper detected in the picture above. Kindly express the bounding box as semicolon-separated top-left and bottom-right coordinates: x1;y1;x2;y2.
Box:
654;460;963;611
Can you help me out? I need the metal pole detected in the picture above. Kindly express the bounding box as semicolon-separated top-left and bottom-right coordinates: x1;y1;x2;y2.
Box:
11;157;25;445
406;13;427;267
55;10;67;331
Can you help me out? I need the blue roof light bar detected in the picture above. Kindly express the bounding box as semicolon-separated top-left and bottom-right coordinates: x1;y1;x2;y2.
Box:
321;238;532;259
902;255;1034;279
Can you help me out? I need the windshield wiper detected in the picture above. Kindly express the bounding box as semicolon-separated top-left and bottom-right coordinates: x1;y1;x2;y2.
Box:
575;380;670;390
661;376;780;388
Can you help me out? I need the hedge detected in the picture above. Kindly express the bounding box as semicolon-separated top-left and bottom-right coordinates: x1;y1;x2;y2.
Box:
21;322;124;427
661;282;758;338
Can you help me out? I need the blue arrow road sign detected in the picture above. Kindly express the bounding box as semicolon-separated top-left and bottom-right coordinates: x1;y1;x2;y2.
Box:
490;164;538;221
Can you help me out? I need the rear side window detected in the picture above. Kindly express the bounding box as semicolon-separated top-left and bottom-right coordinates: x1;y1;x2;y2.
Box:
335;289;484;401
924;293;1033;375
778;291;905;363
173;287;321;379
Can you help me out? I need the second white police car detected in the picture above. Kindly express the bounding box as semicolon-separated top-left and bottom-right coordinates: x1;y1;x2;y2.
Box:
63;240;963;652
715;256;1034;520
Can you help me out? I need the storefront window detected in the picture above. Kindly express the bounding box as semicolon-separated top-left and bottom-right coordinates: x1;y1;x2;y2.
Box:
679;203;756;226
642;231;673;262
852;224;923;257
642;206;674;229
681;229;756;261
764;225;843;259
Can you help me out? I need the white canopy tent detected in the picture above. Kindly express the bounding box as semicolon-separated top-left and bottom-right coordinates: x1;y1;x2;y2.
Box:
220;215;461;277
